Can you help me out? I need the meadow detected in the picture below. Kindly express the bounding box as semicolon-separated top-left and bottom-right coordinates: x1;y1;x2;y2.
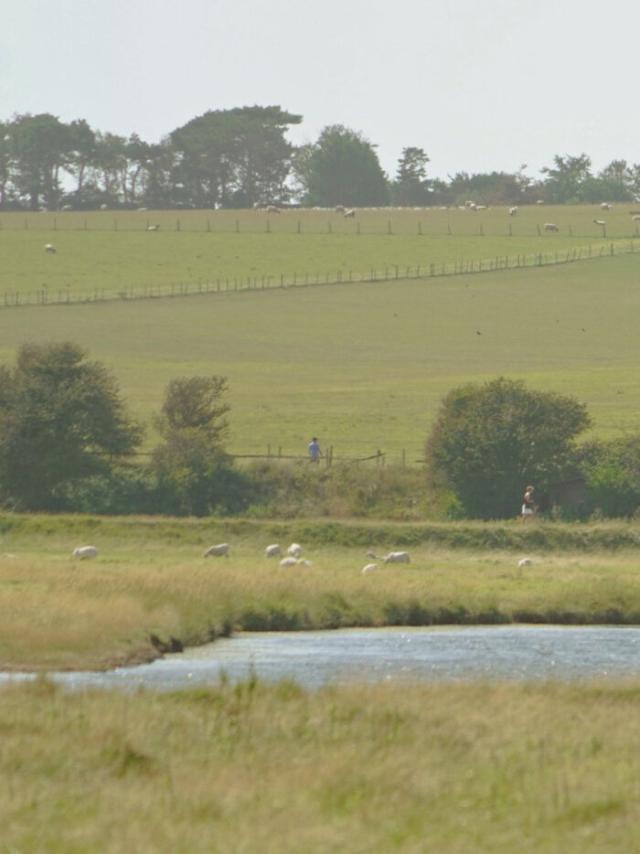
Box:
1;203;637;300
3;514;640;671
4;676;640;851
0;247;639;459
3;206;640;851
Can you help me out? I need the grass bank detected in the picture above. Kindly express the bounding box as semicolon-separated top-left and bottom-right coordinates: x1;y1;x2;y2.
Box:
3;514;640;670
3;677;640;851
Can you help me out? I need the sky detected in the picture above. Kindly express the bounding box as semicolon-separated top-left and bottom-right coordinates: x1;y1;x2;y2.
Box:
2;0;638;181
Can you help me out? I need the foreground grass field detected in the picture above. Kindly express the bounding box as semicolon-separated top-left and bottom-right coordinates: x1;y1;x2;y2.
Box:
4;677;640;851
3;514;640;671
1;252;639;458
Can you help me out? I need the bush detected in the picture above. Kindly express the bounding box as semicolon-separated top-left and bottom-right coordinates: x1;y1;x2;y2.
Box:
242;461;431;519
580;437;640;518
425;377;590;519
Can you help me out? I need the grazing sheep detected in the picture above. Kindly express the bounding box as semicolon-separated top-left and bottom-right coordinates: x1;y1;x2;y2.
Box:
536;199;544;205
297;559;313;568
343;209;356;218
600;202;612;210
72;545;98;560
509;206;518;216
287;543;303;558
383;551;411;564
203;543;230;558
518;557;533;567
265;205;280;214
361;563;378;574
543;223;559;232
265;544;281;558
146;224;160;232
279;556;299;568
44;243;57;253
100;203;109;210
593;219;606;226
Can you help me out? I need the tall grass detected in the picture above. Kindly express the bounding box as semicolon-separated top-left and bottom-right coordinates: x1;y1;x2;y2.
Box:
3;677;640;851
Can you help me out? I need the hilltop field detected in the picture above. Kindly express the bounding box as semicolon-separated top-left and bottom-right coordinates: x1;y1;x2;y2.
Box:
0;205;639;459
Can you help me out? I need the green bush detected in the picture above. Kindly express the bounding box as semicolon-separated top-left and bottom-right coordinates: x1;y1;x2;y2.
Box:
581;437;640;518
425;377;590;519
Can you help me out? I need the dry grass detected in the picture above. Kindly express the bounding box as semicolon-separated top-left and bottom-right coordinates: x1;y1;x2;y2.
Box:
3;677;640;851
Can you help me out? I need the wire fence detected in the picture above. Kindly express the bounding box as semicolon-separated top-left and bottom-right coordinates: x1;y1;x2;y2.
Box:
1;239;638;311
2;212;640;240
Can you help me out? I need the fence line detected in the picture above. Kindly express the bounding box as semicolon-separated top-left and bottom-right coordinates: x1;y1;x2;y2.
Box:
2;215;639;241
1;239;638;310
132;447;388;467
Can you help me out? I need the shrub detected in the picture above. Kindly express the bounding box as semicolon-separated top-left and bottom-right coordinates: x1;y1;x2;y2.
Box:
425;377;590;519
580;437;640;518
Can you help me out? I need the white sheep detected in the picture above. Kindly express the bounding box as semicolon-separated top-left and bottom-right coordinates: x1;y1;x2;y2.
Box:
279;556;299;568
632;215;640;222
100;203;109;210
146;224;160;232
518;557;533;568
265;544;281;558
203;543;230;558
509;206;518;216
72;545;98;559
536;199;545;205
343;209;356;218
44;243;56;253
287;543;303;558
600;202;612;210
361;563;378;574
543;223;559;232
593;219;606;226
383;551;411;564
265;205;280;214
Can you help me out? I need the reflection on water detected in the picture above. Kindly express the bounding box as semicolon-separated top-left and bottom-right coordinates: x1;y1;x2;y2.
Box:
3;626;640;691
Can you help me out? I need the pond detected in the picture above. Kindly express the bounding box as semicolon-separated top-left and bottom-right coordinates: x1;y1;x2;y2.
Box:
3;625;640;690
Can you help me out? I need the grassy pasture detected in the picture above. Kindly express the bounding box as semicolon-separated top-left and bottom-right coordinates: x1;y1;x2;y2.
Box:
0;203;636;299
0;253;639;458
3;514;640;671
4;677;640;851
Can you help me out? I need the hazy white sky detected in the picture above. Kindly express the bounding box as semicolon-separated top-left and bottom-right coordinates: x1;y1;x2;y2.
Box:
2;0;638;180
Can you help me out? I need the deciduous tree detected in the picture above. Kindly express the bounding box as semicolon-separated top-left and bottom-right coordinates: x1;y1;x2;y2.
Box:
0;342;143;509
426;377;590;519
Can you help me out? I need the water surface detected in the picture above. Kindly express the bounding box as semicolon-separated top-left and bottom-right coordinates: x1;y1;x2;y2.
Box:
3;625;640;691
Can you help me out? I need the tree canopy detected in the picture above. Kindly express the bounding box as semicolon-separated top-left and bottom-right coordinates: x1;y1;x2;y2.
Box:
426;378;590;519
302;125;389;207
0;108;639;209
0;342;142;509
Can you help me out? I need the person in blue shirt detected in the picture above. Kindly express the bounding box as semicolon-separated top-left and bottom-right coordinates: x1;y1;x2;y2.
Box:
308;437;322;463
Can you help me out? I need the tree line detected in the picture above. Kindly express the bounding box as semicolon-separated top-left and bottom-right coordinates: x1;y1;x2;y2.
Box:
1;109;639;211
2;342;639;521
